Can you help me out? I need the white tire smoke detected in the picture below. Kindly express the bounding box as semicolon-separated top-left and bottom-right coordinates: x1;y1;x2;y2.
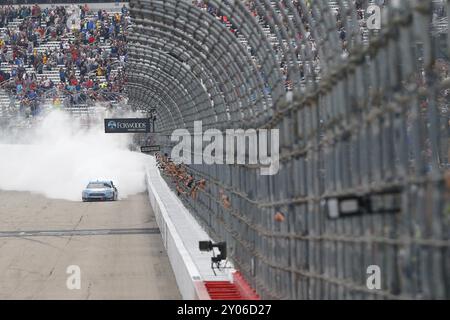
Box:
0;110;149;201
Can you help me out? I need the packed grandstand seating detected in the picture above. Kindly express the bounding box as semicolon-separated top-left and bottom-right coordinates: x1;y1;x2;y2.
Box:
0;0;446;118
0;3;129;118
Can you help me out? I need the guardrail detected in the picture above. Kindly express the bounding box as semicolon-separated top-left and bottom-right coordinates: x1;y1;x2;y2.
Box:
145;161;210;300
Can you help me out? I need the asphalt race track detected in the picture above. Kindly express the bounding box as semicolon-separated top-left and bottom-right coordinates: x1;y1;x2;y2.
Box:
0;191;180;299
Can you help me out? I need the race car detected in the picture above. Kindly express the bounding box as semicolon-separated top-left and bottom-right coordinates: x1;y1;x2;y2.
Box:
82;180;118;202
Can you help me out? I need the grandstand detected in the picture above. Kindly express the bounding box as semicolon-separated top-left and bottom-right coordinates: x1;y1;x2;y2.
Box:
0;2;127;120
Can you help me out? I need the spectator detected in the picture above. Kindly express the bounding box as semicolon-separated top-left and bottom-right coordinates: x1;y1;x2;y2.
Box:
0;4;129;116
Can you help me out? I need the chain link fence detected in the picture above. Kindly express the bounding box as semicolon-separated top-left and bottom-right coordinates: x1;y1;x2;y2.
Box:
127;0;449;299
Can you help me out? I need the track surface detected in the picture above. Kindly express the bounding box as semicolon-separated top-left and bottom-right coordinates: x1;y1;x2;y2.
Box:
0;191;181;299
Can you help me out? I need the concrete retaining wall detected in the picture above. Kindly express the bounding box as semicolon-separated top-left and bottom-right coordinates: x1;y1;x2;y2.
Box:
145;164;210;300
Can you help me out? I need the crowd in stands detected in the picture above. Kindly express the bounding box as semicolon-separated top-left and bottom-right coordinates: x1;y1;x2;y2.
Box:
156;153;207;201
0;3;129;116
190;0;383;92
156;152;236;209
